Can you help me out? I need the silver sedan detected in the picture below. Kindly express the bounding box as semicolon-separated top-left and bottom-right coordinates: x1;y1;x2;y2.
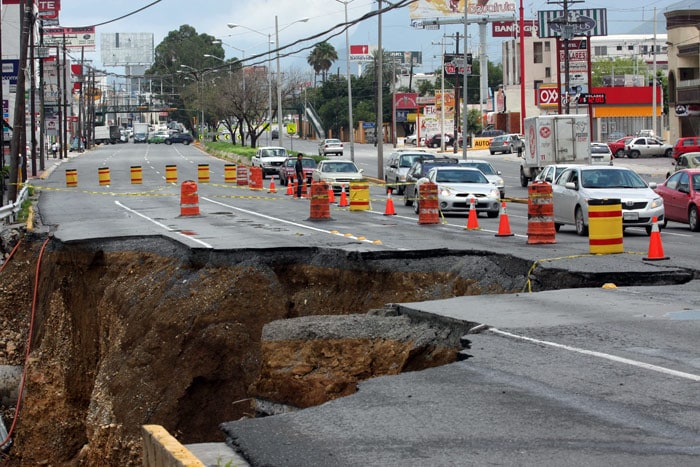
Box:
416;167;501;217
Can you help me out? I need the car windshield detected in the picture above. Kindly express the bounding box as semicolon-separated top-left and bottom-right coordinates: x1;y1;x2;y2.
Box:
400;154;432;167
262;149;286;157
435;169;488;184
323;162;358;173
581;169;647;189
461;162;495;175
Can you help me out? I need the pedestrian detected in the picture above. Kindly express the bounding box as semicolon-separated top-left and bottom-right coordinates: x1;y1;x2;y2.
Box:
51;142;58;158
295;152;305;198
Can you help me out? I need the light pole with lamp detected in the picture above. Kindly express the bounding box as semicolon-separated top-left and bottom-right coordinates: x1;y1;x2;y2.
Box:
178;65;204;138
335;0;355;162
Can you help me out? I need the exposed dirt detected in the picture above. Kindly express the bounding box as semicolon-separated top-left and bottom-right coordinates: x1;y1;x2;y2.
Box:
0;233;529;465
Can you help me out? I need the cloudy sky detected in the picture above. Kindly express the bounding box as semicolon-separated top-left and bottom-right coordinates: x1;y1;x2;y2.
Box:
55;0;675;74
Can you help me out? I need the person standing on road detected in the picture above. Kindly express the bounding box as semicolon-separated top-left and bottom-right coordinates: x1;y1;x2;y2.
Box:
295;152;305;198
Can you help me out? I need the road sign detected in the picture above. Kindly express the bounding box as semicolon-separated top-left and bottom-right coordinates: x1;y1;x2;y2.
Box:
576;93;606;104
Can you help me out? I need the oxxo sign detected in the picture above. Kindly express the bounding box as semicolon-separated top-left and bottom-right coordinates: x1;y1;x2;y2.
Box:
538;86;559;108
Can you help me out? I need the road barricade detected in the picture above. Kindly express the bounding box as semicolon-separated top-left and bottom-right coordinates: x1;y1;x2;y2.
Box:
165;165;178;184
197;164;210;183
417;182;439;224
65;169;78;187
349;180;370;211
236;165;249;186
588;198;623;254
527;181;556;244
224;164;237;183
130;166;142;184
308;181;332;221
249;167;263;190
180;181;200;216
98;167;111;186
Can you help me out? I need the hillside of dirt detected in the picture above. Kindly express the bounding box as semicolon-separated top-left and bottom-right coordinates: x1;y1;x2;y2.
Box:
0;231;528;465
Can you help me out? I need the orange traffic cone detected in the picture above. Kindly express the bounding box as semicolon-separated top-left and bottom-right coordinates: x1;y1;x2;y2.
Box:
292;179;299;198
327;185;336;204
286;177;294;196
465;197;479;230
268;176;277;193
384;188;396;215
339;184;349;207
495;201;514;237
643;216;669;261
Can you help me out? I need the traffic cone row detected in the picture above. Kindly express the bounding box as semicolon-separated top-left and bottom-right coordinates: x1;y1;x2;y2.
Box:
384;188;396;216
339;184;349;207
268;176;276;194
286;177;294;196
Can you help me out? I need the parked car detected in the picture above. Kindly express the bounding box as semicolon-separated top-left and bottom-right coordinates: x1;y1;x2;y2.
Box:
457;159;506;198
164;132;194;145
476;129;506;138
551;166;664;236
384;151;435;195
318;138;343;156
607;136;634;158
534;164;586;184
251;146;288;178
671;136;700;159
414;166;501;217
666;152;700;179
654;168;700;231
426;133;455;149
147;131;169;144
405;133;424;145
278;156;316;185
606;131;627;142
624;137;673;158
403;157;459;206
489;134;525;155
590;142;614;165
311;160;363;192
271;128;279;140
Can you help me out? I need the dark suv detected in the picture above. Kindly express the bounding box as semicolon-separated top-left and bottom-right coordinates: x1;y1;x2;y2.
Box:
165;132;194;145
403;157;459;206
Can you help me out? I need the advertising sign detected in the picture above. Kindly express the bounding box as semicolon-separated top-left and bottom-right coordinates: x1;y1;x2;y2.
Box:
394;93;418;109
492;20;538;37
537;9;607;38
43;27;96;50
410;0;516;19
350;45;372;62
443;54;472;76
38;0;60;19
537;84;559;108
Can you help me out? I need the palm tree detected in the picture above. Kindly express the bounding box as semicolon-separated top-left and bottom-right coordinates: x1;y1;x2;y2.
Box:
363;48;397;90
307;42;338;85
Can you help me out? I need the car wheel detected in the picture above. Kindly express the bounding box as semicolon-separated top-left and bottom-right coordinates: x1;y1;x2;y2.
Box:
661;217;668;229
404;189;413;207
507;145;513;154
519;168;528;187
165;140;172;145
414;200;420;215
689;206;700;232
615;149;625;158
487;210;498;219
665;148;673;158
490;151;495;155
629;150;640;159
554;223;562;232
575;206;588;236
184;140;190;145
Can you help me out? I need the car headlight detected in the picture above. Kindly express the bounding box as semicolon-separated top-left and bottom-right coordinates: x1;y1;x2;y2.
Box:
490;188;501;198
650;197;663;209
494;177;504;187
440;186;454;197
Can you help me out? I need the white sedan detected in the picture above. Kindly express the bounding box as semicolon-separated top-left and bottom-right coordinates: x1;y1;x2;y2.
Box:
311;160;364;193
552;166;664;235
416;167;501;217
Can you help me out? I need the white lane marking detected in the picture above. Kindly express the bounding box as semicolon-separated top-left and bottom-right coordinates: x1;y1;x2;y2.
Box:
202;197;381;244
115;201;213;248
489;327;700;382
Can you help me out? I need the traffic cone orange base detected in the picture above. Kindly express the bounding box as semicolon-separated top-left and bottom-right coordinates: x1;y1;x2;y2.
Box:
328;186;336;204
285;177;294;196
643;216;669;261
268;176;277;193
465;197;479;230
495;201;514;237
384;189;396;215
339;184;349;207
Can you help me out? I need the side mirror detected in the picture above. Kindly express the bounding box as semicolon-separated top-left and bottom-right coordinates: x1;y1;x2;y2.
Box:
565;181;577;190
648;181;658;189
497;170;502;175
359;168;364;173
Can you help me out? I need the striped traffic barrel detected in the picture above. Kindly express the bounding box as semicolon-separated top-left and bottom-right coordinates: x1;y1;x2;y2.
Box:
349;180;370;211
130;166;142;184
65;169;78;187
180;181;200;216
527;181;556;244
197;164;210;183
308;181;332;221
224;164;237;183
98;167;111;186
588;198;623;254
236;165;249;186
165;165;178;184
249;167;263;190
417;182;439;224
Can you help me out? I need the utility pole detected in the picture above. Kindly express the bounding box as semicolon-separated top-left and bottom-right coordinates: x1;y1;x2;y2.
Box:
453;31;460;154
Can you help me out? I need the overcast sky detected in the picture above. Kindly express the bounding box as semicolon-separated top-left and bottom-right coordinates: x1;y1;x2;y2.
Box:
55;0;676;74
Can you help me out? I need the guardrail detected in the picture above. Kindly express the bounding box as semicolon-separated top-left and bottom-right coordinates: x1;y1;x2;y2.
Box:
0;186;29;225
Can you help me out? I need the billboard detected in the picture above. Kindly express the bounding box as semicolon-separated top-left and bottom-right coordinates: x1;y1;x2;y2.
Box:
492;20;538;37
350;44;372;62
538;9;607;38
101;33;154;66
43;27;96;50
409;0;516;19
388;51;422;67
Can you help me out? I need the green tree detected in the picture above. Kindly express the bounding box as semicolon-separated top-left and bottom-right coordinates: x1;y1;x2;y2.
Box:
307;42;338;84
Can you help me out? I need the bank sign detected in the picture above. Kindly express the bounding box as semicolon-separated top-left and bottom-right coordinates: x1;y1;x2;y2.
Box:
492;20;538;37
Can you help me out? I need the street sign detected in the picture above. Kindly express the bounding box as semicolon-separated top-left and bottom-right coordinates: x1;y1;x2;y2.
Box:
576;93;606;104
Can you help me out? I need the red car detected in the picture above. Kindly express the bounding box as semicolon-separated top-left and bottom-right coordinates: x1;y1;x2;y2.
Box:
671;136;700;159
277;156;316;185
654;168;700;231
607;136;634;158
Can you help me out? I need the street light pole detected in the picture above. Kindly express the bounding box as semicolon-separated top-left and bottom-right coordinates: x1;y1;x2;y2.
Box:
335;0;356;162
275;15;283;147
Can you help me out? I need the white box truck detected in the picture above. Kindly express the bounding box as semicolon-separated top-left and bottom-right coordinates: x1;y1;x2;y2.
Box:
519;114;591;187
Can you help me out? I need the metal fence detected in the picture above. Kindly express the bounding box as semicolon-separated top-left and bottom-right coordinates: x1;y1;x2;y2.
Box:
0;186;30;225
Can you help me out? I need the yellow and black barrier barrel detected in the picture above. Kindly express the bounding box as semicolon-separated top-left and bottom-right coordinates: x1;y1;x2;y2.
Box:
349;180;370;211
130;166;143;184
98;167;111;186
65;169;78;187
224;164;237;183
165;165;178;184
588;198;623;254
197;164;210;183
